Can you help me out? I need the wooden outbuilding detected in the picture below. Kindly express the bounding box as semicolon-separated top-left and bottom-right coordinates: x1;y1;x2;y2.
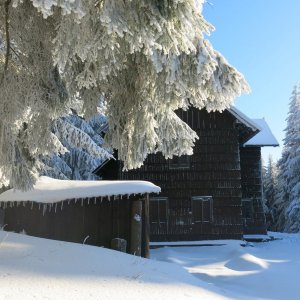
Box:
96;107;279;241
0;177;160;257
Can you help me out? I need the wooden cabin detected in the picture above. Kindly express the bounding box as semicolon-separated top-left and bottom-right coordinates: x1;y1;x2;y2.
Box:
96;107;278;241
0;177;160;257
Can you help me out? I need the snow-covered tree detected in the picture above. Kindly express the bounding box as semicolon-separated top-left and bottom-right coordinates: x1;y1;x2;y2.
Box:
274;84;300;232
40;110;112;180
0;0;249;189
263;155;278;229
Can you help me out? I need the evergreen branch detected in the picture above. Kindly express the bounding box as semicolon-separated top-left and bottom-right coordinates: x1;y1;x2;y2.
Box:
4;0;12;72
9;46;31;73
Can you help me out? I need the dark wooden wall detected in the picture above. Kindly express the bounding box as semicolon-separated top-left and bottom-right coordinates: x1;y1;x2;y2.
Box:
240;147;267;235
3;196;147;254
122;108;244;241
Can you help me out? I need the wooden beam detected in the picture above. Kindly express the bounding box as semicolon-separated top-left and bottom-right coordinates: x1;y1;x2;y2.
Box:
130;199;143;256
143;195;150;258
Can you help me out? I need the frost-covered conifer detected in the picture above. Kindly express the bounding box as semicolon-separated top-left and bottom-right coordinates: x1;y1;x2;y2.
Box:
0;0;249;189
263;155;278;229
274;85;300;232
40;110;112;180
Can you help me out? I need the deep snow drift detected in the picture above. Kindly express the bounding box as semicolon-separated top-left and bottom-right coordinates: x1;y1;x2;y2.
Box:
0;231;299;299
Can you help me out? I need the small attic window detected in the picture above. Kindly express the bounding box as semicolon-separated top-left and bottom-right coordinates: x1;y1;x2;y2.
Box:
169;155;190;170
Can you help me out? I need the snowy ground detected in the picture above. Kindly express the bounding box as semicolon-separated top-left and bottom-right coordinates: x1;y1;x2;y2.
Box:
0;231;299;300
152;232;300;300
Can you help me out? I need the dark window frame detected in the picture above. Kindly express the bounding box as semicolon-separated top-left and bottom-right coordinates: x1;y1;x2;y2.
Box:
191;196;213;223
149;197;168;225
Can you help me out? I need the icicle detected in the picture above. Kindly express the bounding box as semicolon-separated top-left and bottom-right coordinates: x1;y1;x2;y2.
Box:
127;194;130;199
49;203;52;212
81;198;84;206
75;198;78;204
68;199;71;205
55;203;58;213
83;235;90;244
94;197;97;205
42;204;47;216
17;201;20;207
88;198;90;205
38;203;41;210
23;201;26;207
31;201;34;210
101;196;103;203
61;202;64;210
107;196;110;201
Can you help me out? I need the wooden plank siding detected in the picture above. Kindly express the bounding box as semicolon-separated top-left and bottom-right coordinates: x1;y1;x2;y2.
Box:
121;108;244;241
240;147;267;235
3;196;150;256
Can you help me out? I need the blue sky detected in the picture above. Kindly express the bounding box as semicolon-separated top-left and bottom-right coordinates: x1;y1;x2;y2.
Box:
203;0;300;163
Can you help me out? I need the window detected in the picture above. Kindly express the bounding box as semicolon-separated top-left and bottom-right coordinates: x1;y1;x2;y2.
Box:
149;197;168;225
169;155;190;169
242;199;253;219
192;196;213;223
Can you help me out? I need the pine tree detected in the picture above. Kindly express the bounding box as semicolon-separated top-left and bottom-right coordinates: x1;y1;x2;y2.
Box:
40;110;112;180
275;84;300;232
263;155;278;229
0;1;249;189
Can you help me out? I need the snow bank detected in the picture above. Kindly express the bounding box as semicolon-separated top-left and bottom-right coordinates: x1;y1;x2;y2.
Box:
0;231;233;300
0;176;160;204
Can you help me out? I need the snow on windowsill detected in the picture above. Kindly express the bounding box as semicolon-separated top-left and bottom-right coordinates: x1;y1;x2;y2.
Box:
0;176;160;204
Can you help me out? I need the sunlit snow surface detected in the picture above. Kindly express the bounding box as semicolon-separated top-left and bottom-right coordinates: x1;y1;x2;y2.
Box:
152;232;300;300
0;231;233;300
0;231;300;299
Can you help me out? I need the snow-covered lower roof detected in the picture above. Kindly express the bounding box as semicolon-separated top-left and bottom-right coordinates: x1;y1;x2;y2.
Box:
0;176;160;204
227;106;260;132
244;119;279;147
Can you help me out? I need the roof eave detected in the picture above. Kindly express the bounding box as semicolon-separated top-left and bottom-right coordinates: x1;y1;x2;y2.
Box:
227;106;261;132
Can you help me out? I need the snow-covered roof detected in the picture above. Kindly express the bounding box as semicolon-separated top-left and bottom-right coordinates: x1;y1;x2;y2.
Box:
0;176;160;204
227;106;260;132
244;119;279;147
